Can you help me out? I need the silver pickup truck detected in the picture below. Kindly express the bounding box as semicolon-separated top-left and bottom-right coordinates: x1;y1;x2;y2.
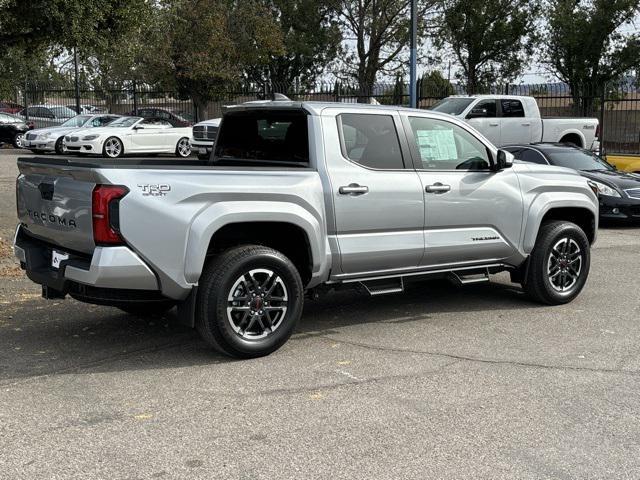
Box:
14;101;599;358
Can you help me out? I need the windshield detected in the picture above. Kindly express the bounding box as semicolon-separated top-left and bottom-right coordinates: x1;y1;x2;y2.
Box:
107;116;141;127
61;115;92;128
429;98;475;116
50;106;77;118
547;149;615;171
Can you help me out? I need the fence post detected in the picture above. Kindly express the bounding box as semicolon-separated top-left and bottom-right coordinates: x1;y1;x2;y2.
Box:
23;79;29;122
599;83;606;157
132;80;138;113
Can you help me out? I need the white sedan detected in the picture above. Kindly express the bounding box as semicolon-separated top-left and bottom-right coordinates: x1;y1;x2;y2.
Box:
64;116;193;158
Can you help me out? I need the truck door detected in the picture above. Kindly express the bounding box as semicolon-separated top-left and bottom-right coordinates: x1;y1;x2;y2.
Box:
498;98;532;144
401;113;523;268
322;110;425;275
465;99;501;146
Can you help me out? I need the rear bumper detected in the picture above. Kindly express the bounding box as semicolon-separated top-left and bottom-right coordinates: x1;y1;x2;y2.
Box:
13;224;159;293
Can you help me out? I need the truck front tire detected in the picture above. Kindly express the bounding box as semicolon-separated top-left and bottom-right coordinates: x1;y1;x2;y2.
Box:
523;221;590;305
196;245;304;358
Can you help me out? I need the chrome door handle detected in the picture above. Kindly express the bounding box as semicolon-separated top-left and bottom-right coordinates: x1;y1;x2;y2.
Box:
339;183;369;195
425;183;451;194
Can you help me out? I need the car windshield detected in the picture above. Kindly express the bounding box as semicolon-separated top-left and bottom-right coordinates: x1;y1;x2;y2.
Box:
429;98;475;115
107;116;141;127
547;149;615;171
61;115;92;128
50;106;77;118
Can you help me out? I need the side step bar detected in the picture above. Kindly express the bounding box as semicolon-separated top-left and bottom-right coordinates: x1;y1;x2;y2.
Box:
448;269;490;286
356;268;492;297
360;277;404;296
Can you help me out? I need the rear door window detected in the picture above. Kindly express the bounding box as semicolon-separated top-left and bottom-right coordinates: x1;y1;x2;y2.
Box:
338;113;404;169
214;109;309;167
501;100;525;117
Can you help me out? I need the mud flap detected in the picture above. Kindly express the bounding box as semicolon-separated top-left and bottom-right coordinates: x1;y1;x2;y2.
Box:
177;286;198;328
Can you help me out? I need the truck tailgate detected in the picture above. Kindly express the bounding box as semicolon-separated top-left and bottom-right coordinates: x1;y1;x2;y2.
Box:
16;159;97;254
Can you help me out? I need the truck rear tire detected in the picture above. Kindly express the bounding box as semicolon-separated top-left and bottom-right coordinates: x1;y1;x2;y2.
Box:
523;221;590;305
196;245;304;358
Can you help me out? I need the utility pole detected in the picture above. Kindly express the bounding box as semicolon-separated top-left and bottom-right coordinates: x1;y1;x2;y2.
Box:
409;0;417;108
74;47;81;114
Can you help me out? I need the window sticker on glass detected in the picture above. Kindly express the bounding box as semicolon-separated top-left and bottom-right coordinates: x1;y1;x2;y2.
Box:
416;129;457;162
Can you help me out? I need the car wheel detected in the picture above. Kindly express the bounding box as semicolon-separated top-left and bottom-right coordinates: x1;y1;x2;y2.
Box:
175;137;191;158
117;302;176;317
54;137;65;154
103;136;123;158
196;245;304;358
13;132;25;148
523;221;590;305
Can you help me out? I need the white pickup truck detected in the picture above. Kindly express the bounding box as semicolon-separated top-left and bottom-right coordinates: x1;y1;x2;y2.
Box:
431;95;599;150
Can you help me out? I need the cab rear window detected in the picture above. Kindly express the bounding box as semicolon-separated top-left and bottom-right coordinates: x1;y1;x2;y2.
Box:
214;109;309;167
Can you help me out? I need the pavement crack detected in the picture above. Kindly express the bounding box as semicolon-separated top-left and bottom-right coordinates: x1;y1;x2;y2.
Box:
321;336;640;376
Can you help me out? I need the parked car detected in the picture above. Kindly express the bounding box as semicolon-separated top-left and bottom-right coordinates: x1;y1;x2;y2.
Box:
23;114;120;154
430;95;600;150
130;107;193;127
190;117;221;159
606;155;640;173
14;101;598;358
505;143;640;222
0;113;30;148
18;105;77;128
64;116;192;158
0;101;24;114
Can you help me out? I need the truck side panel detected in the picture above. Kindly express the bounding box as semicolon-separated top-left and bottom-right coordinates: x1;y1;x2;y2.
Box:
98;168;329;299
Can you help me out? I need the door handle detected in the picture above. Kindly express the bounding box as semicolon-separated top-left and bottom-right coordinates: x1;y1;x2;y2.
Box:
489;122;499;127
522;122;531;126
425;183;451;194
339;183;369;195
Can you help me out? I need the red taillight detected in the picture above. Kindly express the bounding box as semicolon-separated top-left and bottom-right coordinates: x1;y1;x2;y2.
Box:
92;185;128;245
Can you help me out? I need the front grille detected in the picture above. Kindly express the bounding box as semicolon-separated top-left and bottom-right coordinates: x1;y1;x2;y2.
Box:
625;188;640;199
26;133;36;140
193;125;218;141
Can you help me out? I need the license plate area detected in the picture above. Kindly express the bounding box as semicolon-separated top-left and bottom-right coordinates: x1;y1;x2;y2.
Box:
51;250;70;269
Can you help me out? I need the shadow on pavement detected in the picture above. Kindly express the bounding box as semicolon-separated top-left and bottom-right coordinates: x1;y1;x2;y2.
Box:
0;278;537;383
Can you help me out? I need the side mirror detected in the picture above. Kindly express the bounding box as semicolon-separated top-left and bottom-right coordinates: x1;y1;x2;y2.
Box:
133;125;144;130
467;108;488;119
494;149;514;171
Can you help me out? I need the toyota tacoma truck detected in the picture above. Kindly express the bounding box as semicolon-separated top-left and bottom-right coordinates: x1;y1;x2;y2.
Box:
430;95;599;150
14;101;598;358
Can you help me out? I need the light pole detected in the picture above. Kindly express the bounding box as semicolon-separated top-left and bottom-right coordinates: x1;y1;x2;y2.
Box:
74;47;81;114
409;0;417;108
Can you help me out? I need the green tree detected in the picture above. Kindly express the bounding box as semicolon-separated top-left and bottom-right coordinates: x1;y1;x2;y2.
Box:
419;70;455;98
436;0;539;94
244;0;342;91
163;0;284;117
332;0;437;98
544;0;640;115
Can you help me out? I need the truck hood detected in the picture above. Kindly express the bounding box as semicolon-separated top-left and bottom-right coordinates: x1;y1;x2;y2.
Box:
194;118;221;127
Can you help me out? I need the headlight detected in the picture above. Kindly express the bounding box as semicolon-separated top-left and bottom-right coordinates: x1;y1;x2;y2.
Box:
82;135;99;141
39;132;51;139
588;180;621;197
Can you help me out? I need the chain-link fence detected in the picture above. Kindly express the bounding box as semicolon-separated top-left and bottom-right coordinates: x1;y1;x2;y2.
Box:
3;79;640;154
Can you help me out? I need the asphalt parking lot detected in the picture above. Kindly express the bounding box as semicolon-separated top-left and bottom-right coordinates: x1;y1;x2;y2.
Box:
1;148;640;480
